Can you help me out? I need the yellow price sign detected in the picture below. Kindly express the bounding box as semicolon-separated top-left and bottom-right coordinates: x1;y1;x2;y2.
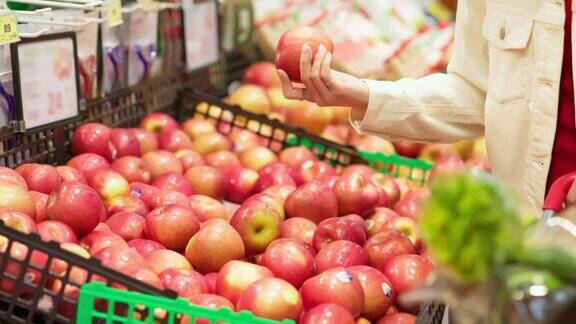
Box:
0;14;19;45
107;0;123;28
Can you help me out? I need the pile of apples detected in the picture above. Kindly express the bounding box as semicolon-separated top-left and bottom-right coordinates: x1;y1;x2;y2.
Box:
234;61;490;172
0;108;437;323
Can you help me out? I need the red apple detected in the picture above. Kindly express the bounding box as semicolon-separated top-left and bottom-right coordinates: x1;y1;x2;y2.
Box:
280;217;317;246
279;147;316;171
321;175;339;190
263;185;296;206
111;156;151;184
110;128;141;157
37;220;78;244
127;239;165;257
313;217;366;251
189;195;228;222
227;129;261;153
341;214;369;236
383;217;422;251
275;26;334;83
321;123;351;144
181;117;216;140
334;173;380;216
55;165;87;184
139;112;179;134
224;167;259;204
392;141;426;159
204;151;241;172
185;219;244;273
230;197;282;255
107;195;148;216
88;170;130;205
428;155;467;183
366;208;400;238
300;268;364;316
93;244;147;276
142;150;183;179
71;123;116;162
365;229;414;273
146;249;193;274
152;172;194;196
105;212;145;241
93;222;112;234
130;182;161;209
371;174;401;207
145;205;200;251
0;210;37;234
175;149;205;170
342;165;374;181
238;146;278;172
204;273;218;294
243;62;282;88
300;303;355;324
15;163;60;194
47;182;104;236
133;268;163;289
185;166;227;200
159;268;207;297
394;189;428;220
227;84;271;115
315;240;368;273
0;185;36;217
237;278;303;320
185;294;235;324
215;260;273;305
159;129;194;152
376;313;417;324
260;238;315;288
193;133;232;156
29;191;49;223
80;231;127;255
151;190;190;209
67;153;111;179
348;266;394;320
285;181;338;224
49;242;90;276
299;160;336;183
383;255;434;296
253;172;296;194
0;166;28;189
132;128;159;154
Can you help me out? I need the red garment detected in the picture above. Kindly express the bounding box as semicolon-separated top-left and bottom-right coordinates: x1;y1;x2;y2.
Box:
547;0;576;193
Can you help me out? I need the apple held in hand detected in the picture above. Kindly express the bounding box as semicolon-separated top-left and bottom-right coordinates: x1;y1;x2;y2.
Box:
275;26;334;83
145;205;200;251
315;240;368;273
185;219;245;273
260;238;316;288
216;260;273;305
237;278;303;321
300;268;365;317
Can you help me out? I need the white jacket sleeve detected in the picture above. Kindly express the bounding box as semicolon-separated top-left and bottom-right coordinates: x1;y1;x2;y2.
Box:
350;0;487;144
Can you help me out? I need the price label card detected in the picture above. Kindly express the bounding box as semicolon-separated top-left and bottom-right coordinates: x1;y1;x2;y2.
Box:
11;33;80;131
183;0;220;71
0;14;20;46
107;0;123;28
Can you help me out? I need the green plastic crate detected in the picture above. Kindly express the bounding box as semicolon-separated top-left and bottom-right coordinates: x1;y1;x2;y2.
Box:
77;282;295;324
286;137;433;185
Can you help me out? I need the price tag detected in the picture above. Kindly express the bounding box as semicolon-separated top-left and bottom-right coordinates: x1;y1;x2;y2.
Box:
0;14;19;46
11;33;80;131
107;0;123;28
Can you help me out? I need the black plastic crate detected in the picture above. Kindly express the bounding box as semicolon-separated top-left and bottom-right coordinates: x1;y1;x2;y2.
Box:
0;221;175;324
178;88;364;170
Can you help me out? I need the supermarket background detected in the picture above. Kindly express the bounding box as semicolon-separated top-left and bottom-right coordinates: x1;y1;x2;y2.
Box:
0;0;573;323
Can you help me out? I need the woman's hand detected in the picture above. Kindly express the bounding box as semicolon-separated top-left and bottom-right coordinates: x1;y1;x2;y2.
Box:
277;44;370;109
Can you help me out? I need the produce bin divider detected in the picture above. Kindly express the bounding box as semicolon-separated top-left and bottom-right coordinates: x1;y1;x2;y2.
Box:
77;282;295;324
